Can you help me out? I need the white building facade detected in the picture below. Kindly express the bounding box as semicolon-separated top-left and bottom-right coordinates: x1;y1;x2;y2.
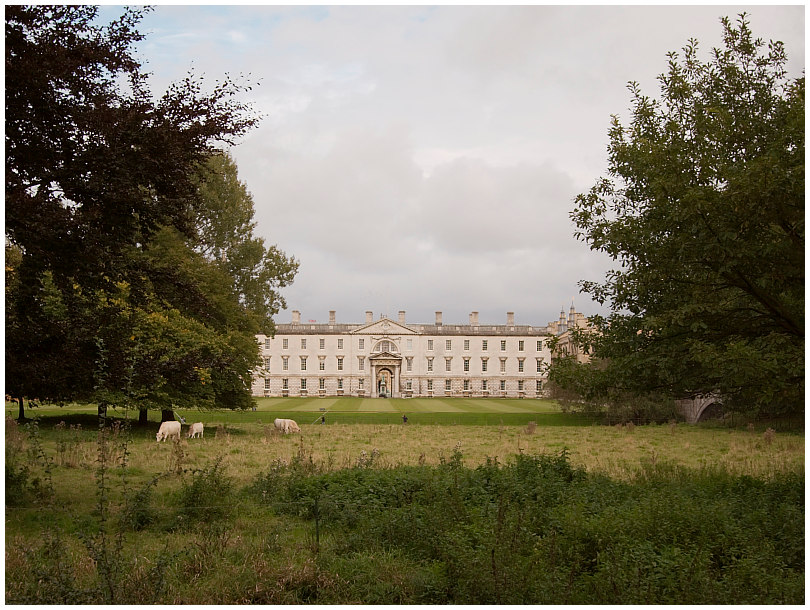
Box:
252;308;580;399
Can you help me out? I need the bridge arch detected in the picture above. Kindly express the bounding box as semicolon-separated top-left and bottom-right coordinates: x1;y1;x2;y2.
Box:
676;394;723;423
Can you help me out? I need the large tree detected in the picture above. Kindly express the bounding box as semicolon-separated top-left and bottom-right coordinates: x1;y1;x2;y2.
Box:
194;153;299;334
5;6;293;420
569;14;804;416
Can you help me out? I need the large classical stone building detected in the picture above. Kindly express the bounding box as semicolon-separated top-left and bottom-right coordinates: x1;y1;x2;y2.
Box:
252;306;586;399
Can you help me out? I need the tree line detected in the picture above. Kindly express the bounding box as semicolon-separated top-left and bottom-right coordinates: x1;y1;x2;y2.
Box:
6;8;802;422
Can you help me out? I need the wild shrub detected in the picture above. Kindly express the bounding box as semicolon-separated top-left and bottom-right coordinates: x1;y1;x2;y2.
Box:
6;418;34;506
181;521;234;580
75;421;130;604
7;528;92;604
289;434;320;475
6;415;25;453
14;419;56;505
169;436;187;474
321;550;446;604
176;457;234;523
119;475;162;531
6;462;34;507
355;448;380;468
53;421;97;467
249;447;802;604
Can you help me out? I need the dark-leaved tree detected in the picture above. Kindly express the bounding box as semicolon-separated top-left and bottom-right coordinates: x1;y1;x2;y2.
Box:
5;6;295;422
568;14;804;417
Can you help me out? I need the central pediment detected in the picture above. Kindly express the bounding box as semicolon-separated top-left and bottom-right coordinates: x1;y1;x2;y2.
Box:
369;351;403;362
351;317;417;335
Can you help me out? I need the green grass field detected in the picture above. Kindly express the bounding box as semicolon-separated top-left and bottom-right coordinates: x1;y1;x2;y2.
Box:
6;397;804;604
10;396;591;427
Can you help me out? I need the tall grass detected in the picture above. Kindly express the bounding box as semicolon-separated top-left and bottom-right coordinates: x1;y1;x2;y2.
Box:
247;448;803;604
5;414;804;604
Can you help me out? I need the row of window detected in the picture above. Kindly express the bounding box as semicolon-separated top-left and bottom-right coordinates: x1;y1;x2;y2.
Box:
265;356;546;373
265;378;543;392
265;337;546;352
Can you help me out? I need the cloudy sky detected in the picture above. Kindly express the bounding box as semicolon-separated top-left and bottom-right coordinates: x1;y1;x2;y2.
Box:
116;4;804;328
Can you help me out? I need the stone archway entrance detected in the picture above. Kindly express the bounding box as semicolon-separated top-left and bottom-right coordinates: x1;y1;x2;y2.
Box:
377;368;393;398
369;353;402;398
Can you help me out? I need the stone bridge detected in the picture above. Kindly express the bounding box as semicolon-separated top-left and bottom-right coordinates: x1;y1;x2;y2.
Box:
676;394;723;423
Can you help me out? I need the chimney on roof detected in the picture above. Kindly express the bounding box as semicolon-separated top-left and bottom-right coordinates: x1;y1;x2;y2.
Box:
507;312;515;326
398;310;406;324
365;311;373;324
435;311;443;326
292;310;301;325
470;311;479;326
329;310;336;325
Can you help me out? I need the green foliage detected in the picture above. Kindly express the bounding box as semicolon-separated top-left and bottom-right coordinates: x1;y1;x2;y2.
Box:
5;419;804;604
546;356;682;423
5;418;32;506
5;463;35;507
12;529;92;604
120;476;162;531
249;449;803;604
5;6;291;417
321;550;446;604
194;153;299;333
176;457;235;524
570;14;804;415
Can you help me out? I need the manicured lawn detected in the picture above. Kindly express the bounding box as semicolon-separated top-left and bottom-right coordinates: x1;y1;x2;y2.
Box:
9;397;590;427
255;396;563;413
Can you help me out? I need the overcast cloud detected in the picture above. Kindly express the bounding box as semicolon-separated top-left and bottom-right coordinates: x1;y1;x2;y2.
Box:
121;5;804;328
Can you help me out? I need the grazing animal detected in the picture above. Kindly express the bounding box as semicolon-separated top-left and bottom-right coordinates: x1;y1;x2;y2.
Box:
274;418;301;434
156;420;182;442
187;422;204;439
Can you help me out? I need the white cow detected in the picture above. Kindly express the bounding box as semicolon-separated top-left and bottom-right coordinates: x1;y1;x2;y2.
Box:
156;420;182;442
187;422;204;439
274;418;301;434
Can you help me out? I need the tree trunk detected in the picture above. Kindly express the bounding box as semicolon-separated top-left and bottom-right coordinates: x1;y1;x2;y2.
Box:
138;408;148;426
98;403;107;422
160;409;175;422
16;397;25;422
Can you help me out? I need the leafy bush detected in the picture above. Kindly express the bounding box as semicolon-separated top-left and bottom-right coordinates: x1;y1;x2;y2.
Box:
250;449;803;604
176;457;234;523
120;476;162;531
6;418;55;506
5;462;31;506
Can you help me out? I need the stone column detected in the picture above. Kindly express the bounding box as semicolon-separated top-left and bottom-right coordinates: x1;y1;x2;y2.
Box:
393;365;400;398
